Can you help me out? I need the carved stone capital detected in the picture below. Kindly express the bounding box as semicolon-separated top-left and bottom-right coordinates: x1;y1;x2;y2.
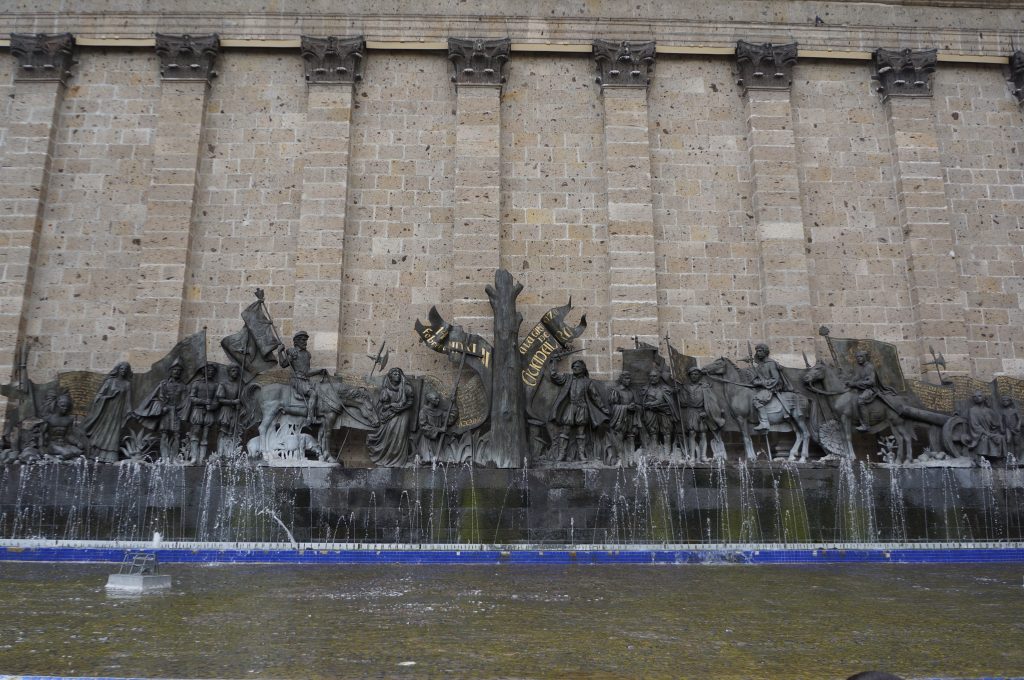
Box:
872;47;937;100
448;38;510;87
736;41;797;94
10;33;76;83
300;36;365;85
1010;51;1024;105
592;39;655;88
155;33;220;81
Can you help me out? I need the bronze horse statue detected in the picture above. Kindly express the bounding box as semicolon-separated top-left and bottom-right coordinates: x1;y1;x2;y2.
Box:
241;378;377;462
801;359;916;463
703;356;812;462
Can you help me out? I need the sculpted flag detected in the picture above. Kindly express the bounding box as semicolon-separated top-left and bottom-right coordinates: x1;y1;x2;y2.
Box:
518;300;587;388
413;306;453;355
827;337;906;393
221;300;282;379
130;330;209;405
665;343;698;381
414;305;494;371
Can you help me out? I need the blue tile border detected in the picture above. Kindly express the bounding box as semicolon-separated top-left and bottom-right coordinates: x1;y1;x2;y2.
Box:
0;541;1022;565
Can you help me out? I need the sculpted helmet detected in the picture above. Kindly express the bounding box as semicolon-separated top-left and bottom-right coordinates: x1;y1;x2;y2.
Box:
293;331;309;343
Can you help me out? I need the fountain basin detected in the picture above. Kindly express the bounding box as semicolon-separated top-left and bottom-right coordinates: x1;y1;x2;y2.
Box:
3;540;1024;565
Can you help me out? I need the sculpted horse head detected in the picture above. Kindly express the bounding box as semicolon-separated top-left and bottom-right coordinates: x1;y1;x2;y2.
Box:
704;356;753;384
802;359;844;394
703;356;732;378
802;359;826;386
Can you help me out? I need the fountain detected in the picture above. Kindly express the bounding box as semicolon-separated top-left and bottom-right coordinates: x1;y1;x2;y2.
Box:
1;271;1023;559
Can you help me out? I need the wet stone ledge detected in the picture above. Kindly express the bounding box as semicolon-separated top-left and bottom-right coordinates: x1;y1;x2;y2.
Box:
0;461;1021;545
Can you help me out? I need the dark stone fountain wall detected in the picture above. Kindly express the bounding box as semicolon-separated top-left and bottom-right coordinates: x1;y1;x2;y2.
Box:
1;462;1022;544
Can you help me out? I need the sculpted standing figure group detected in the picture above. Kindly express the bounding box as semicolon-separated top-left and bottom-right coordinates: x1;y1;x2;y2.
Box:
534;354;729;465
963;390;1022;461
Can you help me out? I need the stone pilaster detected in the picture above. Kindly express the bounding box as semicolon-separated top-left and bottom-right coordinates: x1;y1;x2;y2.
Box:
294;36;363;369
448;38;508;327
593;40;660;348
131;34;218;365
0;33;75;424
737;41;813;363
874;48;967;374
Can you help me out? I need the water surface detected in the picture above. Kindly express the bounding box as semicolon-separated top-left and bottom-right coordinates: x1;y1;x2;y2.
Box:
0;563;1021;679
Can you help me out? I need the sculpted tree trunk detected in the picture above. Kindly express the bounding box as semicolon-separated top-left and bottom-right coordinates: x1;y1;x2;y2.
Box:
482;269;527;467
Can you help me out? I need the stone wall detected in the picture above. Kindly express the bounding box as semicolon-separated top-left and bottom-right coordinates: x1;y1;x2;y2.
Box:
2;1;1024;406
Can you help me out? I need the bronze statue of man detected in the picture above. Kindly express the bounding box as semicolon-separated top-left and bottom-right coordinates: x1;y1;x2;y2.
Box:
133;358;188;460
681;366;726;462
641;368;680;448
415;391;459;465
846;350;888;432
999;395;1021;457
549;359;609;463
218;364;243;446
187;363;224;464
277;330;326;429
35;391;86;461
750;343;790;432
607;371;641;457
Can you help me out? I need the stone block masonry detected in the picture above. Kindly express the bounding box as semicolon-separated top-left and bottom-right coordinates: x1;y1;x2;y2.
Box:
449;39;506;329
738;42;814;367
2;2;1024;391
0;34;74;428
292;36;364;369
130;35;219;367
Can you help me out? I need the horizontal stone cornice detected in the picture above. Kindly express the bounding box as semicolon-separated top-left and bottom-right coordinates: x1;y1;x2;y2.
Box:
2;12;1020;60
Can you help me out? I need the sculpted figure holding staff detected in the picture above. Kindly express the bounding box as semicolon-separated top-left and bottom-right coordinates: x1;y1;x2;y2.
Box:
278;331;326;429
750;343;793;432
186;363;224;464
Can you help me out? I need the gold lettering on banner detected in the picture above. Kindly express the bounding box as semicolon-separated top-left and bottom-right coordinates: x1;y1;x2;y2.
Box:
518;323;548;356
521;339;558;387
418;325;450;353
